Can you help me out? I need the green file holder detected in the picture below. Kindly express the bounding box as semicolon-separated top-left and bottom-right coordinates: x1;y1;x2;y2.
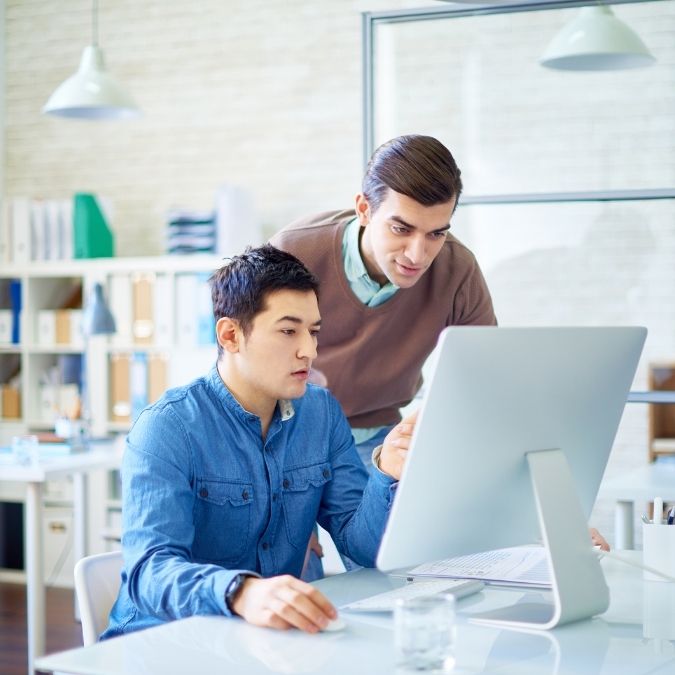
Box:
73;193;115;259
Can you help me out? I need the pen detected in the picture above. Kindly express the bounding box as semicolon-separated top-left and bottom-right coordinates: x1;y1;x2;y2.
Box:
654;497;664;525
668;506;675;525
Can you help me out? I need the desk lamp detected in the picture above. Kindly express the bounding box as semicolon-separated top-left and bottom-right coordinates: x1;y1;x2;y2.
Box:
78;283;116;440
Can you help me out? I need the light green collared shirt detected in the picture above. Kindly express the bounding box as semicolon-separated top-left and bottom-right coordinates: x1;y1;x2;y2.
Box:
342;217;399;308
341;218;399;444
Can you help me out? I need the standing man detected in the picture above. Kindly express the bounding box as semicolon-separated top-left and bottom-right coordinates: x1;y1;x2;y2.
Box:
101;245;413;638
271;135;496;465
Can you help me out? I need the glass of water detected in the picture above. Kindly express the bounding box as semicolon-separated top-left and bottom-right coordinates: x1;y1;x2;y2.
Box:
394;593;457;672
12;434;40;466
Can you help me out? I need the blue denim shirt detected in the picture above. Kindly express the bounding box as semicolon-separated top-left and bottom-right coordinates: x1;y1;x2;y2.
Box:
102;365;396;638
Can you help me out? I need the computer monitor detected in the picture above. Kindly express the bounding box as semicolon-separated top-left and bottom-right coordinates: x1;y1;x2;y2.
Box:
376;326;646;630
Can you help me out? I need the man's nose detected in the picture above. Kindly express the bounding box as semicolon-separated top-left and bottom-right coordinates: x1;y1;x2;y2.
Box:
405;236;426;264
298;332;318;360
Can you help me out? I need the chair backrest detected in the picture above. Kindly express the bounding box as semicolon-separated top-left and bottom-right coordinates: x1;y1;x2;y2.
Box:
74;550;124;646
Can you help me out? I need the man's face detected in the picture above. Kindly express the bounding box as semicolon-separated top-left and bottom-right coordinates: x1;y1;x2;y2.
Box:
238;289;321;406
358;189;456;289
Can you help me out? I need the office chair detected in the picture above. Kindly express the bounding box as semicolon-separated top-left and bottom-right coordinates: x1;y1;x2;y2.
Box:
74;550;123;646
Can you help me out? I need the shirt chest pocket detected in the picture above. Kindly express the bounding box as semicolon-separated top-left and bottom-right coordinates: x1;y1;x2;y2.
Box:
281;462;332;549
192;480;253;565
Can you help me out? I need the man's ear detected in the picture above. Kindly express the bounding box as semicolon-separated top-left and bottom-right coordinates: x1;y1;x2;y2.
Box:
355;193;371;226
216;317;242;353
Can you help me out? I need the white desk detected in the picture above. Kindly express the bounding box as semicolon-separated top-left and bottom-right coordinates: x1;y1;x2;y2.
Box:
0;438;124;675
35;553;675;675
600;463;675;549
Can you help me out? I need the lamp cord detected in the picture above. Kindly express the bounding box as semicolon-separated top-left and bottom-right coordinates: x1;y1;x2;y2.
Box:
92;0;98;47
597;549;675;583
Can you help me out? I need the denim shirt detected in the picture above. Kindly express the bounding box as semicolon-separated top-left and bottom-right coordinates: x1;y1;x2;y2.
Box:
102;365;396;639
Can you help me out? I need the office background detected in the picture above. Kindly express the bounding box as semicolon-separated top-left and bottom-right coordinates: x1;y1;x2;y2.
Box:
2;0;674;545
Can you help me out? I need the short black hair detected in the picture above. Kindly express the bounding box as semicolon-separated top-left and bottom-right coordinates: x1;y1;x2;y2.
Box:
363;135;462;213
210;244;319;354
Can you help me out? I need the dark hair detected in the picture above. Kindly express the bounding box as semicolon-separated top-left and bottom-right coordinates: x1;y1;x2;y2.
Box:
362;135;462;213
210;244;319;354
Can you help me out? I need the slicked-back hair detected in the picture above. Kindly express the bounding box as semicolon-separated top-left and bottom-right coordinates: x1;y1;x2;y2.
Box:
210;244;319;355
362;135;462;213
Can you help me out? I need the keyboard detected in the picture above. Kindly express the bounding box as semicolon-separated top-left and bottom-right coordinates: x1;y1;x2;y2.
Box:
340;578;484;613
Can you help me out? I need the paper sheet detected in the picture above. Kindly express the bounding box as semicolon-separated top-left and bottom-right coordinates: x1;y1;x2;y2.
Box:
407;546;551;588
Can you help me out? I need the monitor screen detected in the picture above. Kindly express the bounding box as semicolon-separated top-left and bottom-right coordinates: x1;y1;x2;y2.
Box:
376;326;646;572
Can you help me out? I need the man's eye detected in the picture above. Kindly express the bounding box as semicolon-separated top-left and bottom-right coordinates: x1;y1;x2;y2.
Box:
430;231;448;239
310;330;320;338
392;226;409;235
281;329;295;335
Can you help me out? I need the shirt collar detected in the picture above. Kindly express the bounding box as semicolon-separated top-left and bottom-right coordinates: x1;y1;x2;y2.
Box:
207;364;296;423
342;217;398;306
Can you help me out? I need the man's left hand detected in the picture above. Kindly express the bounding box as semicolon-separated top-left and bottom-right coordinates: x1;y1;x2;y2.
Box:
378;409;418;480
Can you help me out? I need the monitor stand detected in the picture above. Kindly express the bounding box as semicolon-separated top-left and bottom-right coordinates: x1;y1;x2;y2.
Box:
471;448;610;630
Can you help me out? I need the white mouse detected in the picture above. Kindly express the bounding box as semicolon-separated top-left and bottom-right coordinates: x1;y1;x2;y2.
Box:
322;616;346;632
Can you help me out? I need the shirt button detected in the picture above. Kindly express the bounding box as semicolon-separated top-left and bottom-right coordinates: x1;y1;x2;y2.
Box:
199;488;208;498
262;542;269;551
272;494;278;502
322;469;330;479
242;490;249;500
282;479;290;489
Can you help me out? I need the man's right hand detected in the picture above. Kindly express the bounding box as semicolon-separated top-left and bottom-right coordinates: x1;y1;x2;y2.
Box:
231;574;337;633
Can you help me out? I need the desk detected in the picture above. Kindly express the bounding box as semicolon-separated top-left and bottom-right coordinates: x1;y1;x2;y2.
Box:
600;463;675;549
35;553;675;675
0;438;124;675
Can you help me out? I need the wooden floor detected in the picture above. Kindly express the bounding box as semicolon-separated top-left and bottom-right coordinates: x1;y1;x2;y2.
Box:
0;582;83;675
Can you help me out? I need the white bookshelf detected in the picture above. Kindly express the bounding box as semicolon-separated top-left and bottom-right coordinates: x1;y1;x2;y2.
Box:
0;255;223;585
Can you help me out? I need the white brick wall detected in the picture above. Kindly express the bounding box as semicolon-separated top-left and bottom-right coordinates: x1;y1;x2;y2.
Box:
4;0;428;254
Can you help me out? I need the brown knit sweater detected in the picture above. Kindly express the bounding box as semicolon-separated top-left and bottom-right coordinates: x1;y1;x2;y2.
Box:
270;210;497;428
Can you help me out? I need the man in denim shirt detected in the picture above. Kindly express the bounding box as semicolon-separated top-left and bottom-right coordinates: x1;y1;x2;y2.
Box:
102;245;413;638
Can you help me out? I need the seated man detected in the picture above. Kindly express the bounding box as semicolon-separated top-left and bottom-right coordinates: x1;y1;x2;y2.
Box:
102;245;412;638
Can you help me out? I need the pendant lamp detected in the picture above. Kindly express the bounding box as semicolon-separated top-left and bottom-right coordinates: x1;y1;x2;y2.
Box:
43;0;140;119
540;5;655;71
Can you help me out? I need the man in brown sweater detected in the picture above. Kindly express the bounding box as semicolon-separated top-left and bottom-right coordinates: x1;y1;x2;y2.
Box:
271;136;609;577
271;135;496;466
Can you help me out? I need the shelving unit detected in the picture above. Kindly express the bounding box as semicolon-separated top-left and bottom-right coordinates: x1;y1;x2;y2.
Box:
0;255;223;584
648;362;675;463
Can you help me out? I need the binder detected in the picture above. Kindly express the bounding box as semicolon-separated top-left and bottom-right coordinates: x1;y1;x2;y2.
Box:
9;280;21;344
148;353;168;404
30;200;46;261
0;198;10;264
11;198;31;263
175;274;198;347
1;385;21;418
0;310;12;345
130;352;148;421
132;273;154;345
109;274;132;346
153;274;172;347
37;310;56;345
196;273;215;345
55;310;71;344
110;353;131;423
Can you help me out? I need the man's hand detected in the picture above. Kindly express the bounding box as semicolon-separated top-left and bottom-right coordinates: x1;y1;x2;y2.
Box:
231;574;337;633
378;409;419;480
590;527;610;551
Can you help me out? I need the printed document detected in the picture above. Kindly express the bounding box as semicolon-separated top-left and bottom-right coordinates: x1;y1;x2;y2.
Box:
407;546;551;588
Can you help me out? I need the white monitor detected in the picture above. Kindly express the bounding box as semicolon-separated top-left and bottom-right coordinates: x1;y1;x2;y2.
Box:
376;326;646;629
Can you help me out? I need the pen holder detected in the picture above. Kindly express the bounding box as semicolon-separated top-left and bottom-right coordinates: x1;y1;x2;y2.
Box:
642;523;675;582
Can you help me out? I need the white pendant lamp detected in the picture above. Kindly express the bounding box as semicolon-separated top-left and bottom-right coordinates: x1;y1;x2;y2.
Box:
43;0;140;119
540;5;655;71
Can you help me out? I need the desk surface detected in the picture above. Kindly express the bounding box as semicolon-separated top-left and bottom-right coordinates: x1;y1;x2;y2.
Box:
0;438;124;482
36;553;675;675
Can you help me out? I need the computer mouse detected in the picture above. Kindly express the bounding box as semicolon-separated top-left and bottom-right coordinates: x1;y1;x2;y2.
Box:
322;616;346;632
